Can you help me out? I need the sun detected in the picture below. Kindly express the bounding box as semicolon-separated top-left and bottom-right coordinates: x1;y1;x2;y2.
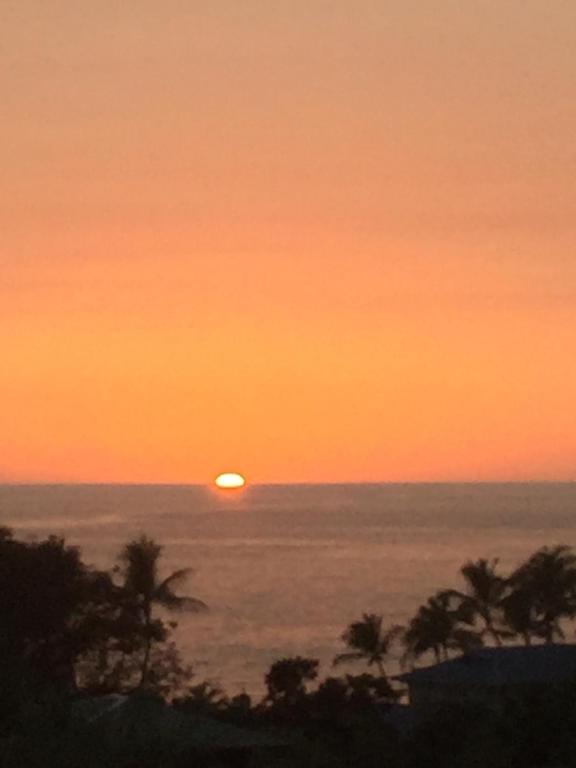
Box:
214;472;246;490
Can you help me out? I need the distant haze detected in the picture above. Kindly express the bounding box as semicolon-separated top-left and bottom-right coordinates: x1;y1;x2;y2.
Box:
2;1;575;482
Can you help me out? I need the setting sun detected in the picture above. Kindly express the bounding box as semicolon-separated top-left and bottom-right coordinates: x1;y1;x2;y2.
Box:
214;473;246;490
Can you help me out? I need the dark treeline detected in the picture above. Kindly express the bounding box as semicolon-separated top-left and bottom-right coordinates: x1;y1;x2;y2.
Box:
2;526;576;767
342;544;576;672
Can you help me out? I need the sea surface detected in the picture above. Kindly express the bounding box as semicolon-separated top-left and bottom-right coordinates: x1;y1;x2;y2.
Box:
1;482;575;696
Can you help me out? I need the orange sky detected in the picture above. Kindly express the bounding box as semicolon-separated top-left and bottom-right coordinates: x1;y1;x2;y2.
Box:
2;1;575;483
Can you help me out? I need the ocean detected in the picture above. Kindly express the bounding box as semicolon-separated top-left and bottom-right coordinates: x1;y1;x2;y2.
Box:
1;482;575;696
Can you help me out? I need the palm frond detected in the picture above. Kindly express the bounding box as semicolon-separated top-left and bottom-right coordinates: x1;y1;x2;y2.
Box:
178;596;209;612
155;589;207;612
154;568;207;612
156;568;194;595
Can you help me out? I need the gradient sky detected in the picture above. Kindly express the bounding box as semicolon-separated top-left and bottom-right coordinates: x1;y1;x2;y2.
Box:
2;1;575;483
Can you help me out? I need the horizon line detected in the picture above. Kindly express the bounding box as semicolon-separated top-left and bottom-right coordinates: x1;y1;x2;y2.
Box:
1;479;575;487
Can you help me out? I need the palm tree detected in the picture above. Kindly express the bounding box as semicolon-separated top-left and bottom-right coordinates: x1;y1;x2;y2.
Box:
119;535;207;687
506;545;576;644
443;559;507;646
333;613;402;676
403;591;480;665
500;586;537;645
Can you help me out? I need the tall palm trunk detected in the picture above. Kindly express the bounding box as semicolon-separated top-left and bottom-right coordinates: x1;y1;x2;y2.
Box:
543;613;559;644
486;619;502;647
139;603;152;687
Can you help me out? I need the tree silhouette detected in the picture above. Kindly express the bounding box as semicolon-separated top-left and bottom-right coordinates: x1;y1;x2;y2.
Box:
0;531;128;738
333;613;402;676
310;673;400;766
119;535;207;688
443;558;507;646
0;533;108;681
506;545;576;644
264;656;319;706
403;591;481;664
500;586;538;646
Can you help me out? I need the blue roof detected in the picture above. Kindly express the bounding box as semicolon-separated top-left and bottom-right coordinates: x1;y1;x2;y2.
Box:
397;645;576;687
71;694;289;751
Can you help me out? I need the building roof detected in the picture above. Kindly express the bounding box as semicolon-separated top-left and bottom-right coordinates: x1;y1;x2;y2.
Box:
71;693;290;753
396;645;576;688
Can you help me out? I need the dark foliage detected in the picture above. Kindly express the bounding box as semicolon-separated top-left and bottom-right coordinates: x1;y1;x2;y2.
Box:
0;529;203;744
4;525;576;767
264;656;319;709
334;613;403;676
118;535;207;689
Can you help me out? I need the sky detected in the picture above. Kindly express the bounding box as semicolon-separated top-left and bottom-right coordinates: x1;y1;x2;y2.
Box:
2;1;576;483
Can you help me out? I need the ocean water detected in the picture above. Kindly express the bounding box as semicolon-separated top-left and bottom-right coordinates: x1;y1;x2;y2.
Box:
1;482;576;696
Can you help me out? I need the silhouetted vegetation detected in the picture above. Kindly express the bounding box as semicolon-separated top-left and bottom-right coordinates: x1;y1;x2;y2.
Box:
334;613;403;675
3;526;576;766
118;534;207;688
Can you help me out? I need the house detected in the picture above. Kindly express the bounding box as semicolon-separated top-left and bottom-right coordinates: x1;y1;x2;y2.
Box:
68;693;294;767
395;644;576;717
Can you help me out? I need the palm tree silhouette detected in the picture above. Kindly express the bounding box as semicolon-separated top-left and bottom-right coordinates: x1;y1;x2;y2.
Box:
500;586;537;645
443;558;507;646
119;535;207;687
507;545;576;644
403;591;480;665
333;613;402;676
